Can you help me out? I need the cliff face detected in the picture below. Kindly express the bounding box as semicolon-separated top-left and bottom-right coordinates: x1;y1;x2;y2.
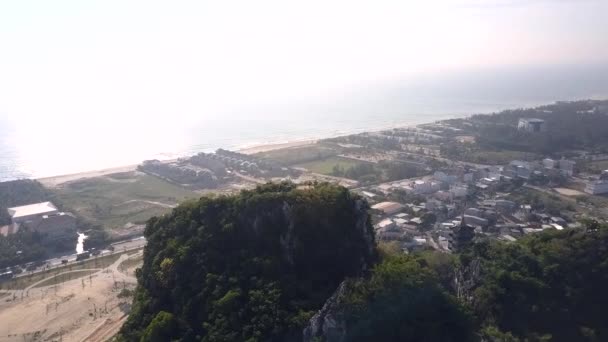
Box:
302;281;349;342
119;182;377;341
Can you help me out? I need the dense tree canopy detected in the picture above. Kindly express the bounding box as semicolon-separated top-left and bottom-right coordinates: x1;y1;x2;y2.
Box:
120;181;608;342
119;182;377;341
466;222;608;342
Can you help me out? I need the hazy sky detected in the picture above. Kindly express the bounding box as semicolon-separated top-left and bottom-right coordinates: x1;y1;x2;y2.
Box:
1;0;607;124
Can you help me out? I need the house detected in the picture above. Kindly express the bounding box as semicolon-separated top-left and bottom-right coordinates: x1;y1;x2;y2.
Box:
550;216;567;226
375;219;395;231
463;215;489;227
518;118;546;132
371;202;405;215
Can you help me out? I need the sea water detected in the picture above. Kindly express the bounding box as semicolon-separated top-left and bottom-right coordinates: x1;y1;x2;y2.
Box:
1;66;607;181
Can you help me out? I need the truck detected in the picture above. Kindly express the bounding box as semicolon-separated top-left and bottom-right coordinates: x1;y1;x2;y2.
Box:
76;252;91;261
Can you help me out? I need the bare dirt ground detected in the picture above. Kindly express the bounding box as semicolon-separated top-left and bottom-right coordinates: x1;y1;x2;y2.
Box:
0;253;142;342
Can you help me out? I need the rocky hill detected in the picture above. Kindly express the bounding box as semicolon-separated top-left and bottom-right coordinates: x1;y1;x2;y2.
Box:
118;182;376;341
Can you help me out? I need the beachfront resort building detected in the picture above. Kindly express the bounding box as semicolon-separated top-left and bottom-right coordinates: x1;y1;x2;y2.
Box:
3;201;76;237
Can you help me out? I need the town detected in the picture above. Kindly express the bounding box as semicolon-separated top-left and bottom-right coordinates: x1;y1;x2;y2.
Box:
1;99;608;341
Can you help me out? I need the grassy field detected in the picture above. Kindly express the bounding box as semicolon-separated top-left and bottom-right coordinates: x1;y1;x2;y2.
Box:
33;269;98;288
470;150;538;165
255;144;341;166
0;253;123;290
586;160;608;173
53;172;198;229
295;156;365;175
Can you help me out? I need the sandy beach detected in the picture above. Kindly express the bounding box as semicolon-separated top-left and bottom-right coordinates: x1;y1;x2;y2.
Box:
237;139;317;154
38;165;139;188
36;139;317;187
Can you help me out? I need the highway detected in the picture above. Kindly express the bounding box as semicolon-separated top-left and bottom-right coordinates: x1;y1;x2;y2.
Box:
14;236;147;277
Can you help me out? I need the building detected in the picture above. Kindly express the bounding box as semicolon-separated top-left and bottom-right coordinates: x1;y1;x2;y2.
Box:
8;202;59;226
585;179;608;195
518;118;546;133
448;218;475;252
371;202;405;216
463;215;489;227
543;158;556;169
558;159;575;176
449;185;468;198
6;202;76;236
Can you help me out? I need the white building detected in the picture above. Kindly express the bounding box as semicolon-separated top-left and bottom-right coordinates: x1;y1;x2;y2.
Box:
543;158;556;169
8;202;58;226
5;202;75;236
585;180;608;195
518;118;546;133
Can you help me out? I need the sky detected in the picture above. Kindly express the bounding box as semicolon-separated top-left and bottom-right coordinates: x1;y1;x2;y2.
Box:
0;0;607;125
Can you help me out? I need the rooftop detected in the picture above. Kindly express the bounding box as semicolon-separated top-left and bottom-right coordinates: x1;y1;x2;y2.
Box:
7;202;58;219
371;201;405;214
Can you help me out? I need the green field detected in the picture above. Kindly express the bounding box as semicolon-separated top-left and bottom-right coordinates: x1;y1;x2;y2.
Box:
53;172;198;229
295;157;366;175
587;160;608;173
255;144;341;166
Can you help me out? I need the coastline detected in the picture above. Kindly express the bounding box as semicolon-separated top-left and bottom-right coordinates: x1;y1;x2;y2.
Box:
8;111;470;185
30;112;466;187
36;139;319;187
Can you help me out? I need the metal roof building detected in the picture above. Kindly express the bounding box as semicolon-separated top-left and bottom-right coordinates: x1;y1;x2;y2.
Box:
7;202;58;223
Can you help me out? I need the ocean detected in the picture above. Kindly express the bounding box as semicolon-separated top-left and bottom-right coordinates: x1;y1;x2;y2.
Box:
1;65;607;181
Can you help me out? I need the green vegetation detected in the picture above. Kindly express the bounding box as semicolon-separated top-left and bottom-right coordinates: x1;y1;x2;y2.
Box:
440;144;539;165
464;221;608;341
338;253;474;342
581;160;608;174
53;172;198;229
440;100;608;162
297;157;427;184
119;183;376;341
507;187;576;216
295;156;363;175
119;180;608;341
255;144;341;165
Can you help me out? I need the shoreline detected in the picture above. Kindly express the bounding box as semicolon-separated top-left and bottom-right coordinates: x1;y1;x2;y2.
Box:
8;110;475;185
31;113;465;187
34;118;448;187
36;139;321;187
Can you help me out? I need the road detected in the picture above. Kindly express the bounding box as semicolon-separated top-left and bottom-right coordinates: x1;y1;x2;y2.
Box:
16;236;147;277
